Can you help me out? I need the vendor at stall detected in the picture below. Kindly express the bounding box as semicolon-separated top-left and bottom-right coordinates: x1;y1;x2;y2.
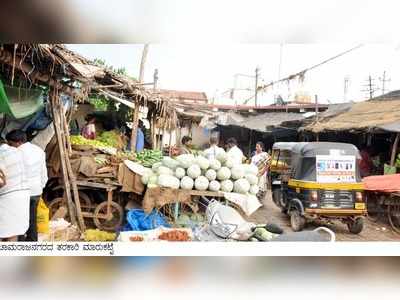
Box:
180;136;193;154
81;114;97;140
126;120;145;152
204;136;224;160
251;141;271;198
226;137;244;164
360;147;373;177
0;139;30;242
6;130;48;241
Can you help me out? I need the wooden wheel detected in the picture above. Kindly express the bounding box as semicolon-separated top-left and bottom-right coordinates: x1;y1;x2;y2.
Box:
48;193;92;220
93;201;124;231
77;191;93;212
388;200;400;234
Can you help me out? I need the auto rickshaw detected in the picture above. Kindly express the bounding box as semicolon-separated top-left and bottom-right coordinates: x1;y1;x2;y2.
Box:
269;142;366;234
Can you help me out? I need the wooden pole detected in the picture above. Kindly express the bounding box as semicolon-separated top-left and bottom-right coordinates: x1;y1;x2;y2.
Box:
51;88;85;231
390;133;400;166
50;89;77;226
62;111;72;156
130;44;149;152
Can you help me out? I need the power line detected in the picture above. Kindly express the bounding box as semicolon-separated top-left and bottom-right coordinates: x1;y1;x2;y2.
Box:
258;44;364;93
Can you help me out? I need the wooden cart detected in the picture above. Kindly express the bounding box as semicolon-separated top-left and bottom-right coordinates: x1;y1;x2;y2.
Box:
364;174;400;233
366;191;400;233
48;180;124;231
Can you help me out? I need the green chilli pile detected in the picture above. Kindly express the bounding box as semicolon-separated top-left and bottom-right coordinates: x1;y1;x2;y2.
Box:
135;149;163;167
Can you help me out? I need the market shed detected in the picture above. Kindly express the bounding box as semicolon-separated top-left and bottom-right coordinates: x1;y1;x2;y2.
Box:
304;98;400;169
304;99;400;133
0;44;177;232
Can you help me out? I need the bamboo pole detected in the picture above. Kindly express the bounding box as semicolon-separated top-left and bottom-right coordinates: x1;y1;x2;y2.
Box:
130;101;140;152
51;88;85;231
62;111;72;156
50;89;77;226
61;111;86;231
390;133;400;166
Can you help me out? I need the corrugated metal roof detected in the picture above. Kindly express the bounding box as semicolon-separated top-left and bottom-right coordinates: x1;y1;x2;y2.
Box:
215;112;306;132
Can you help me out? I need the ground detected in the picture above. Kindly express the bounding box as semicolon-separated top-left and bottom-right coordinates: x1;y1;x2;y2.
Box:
248;191;399;241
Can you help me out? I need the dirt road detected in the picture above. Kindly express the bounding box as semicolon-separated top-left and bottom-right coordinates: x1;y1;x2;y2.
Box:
248;191;399;241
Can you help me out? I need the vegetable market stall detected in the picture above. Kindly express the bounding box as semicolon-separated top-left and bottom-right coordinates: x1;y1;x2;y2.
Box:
364;174;400;233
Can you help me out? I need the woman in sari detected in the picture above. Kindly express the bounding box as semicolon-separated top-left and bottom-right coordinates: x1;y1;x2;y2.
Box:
251;142;271;199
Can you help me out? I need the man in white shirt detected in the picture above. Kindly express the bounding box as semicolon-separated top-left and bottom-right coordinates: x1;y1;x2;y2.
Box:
6;130;48;241
226;137;244;165
0;140;30;241
204;136;225;160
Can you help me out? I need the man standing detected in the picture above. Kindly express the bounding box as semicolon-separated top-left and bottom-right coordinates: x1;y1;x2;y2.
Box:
0;139;29;241
204;136;225;160
226;137;244;165
6;130;48;241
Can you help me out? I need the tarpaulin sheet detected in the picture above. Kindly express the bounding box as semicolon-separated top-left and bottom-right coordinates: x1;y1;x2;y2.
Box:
362;174;400;192
0;79;44;119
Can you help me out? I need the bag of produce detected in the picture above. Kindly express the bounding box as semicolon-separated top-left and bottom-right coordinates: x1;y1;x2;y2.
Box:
37;198;49;234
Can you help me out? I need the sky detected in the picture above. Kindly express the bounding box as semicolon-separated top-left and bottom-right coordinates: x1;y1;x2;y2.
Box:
62;0;400;105
68;43;400;105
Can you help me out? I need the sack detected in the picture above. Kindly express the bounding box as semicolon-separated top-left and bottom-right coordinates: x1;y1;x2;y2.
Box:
0;169;6;188
123;209;171;231
37;198;50;234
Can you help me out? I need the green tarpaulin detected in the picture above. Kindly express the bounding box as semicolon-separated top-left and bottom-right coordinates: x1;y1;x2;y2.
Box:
0;79;44;119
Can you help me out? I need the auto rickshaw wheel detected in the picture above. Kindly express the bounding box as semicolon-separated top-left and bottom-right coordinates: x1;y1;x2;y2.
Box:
290;210;306;232
347;217;364;234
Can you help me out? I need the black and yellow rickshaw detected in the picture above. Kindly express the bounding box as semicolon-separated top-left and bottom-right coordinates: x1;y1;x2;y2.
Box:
269;142;366;234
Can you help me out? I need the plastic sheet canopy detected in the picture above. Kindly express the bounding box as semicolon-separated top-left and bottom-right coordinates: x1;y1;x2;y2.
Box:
0;79;44;119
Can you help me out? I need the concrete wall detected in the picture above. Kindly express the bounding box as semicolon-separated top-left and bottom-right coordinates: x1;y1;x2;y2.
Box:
160;124;211;148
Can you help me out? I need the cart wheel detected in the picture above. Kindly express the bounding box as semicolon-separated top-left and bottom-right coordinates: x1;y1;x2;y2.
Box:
93;201;124;231
347;217;364;234
48;197;72;219
290;210;306;232
388;202;400;234
78;191;93;212
49;194;92;220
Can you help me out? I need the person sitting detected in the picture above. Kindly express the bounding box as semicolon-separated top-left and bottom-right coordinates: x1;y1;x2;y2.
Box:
226;137;244;164
180;136;193;154
81;114;96;140
204;136;225;160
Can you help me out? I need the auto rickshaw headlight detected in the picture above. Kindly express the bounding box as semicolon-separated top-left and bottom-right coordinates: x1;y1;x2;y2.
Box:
355;191;363;202
310;190;318;202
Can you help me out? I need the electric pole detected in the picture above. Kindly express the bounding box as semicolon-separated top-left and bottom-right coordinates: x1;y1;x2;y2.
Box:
344;76;350;102
361;75;377;100
255;67;260;107
379;71;391;95
153;68;159;91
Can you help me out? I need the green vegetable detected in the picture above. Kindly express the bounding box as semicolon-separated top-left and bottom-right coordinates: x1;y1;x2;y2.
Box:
253;227;276;241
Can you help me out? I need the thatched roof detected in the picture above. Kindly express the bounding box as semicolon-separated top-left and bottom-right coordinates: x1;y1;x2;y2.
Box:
305;99;400;133
0;44;180;126
0;44;147;100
